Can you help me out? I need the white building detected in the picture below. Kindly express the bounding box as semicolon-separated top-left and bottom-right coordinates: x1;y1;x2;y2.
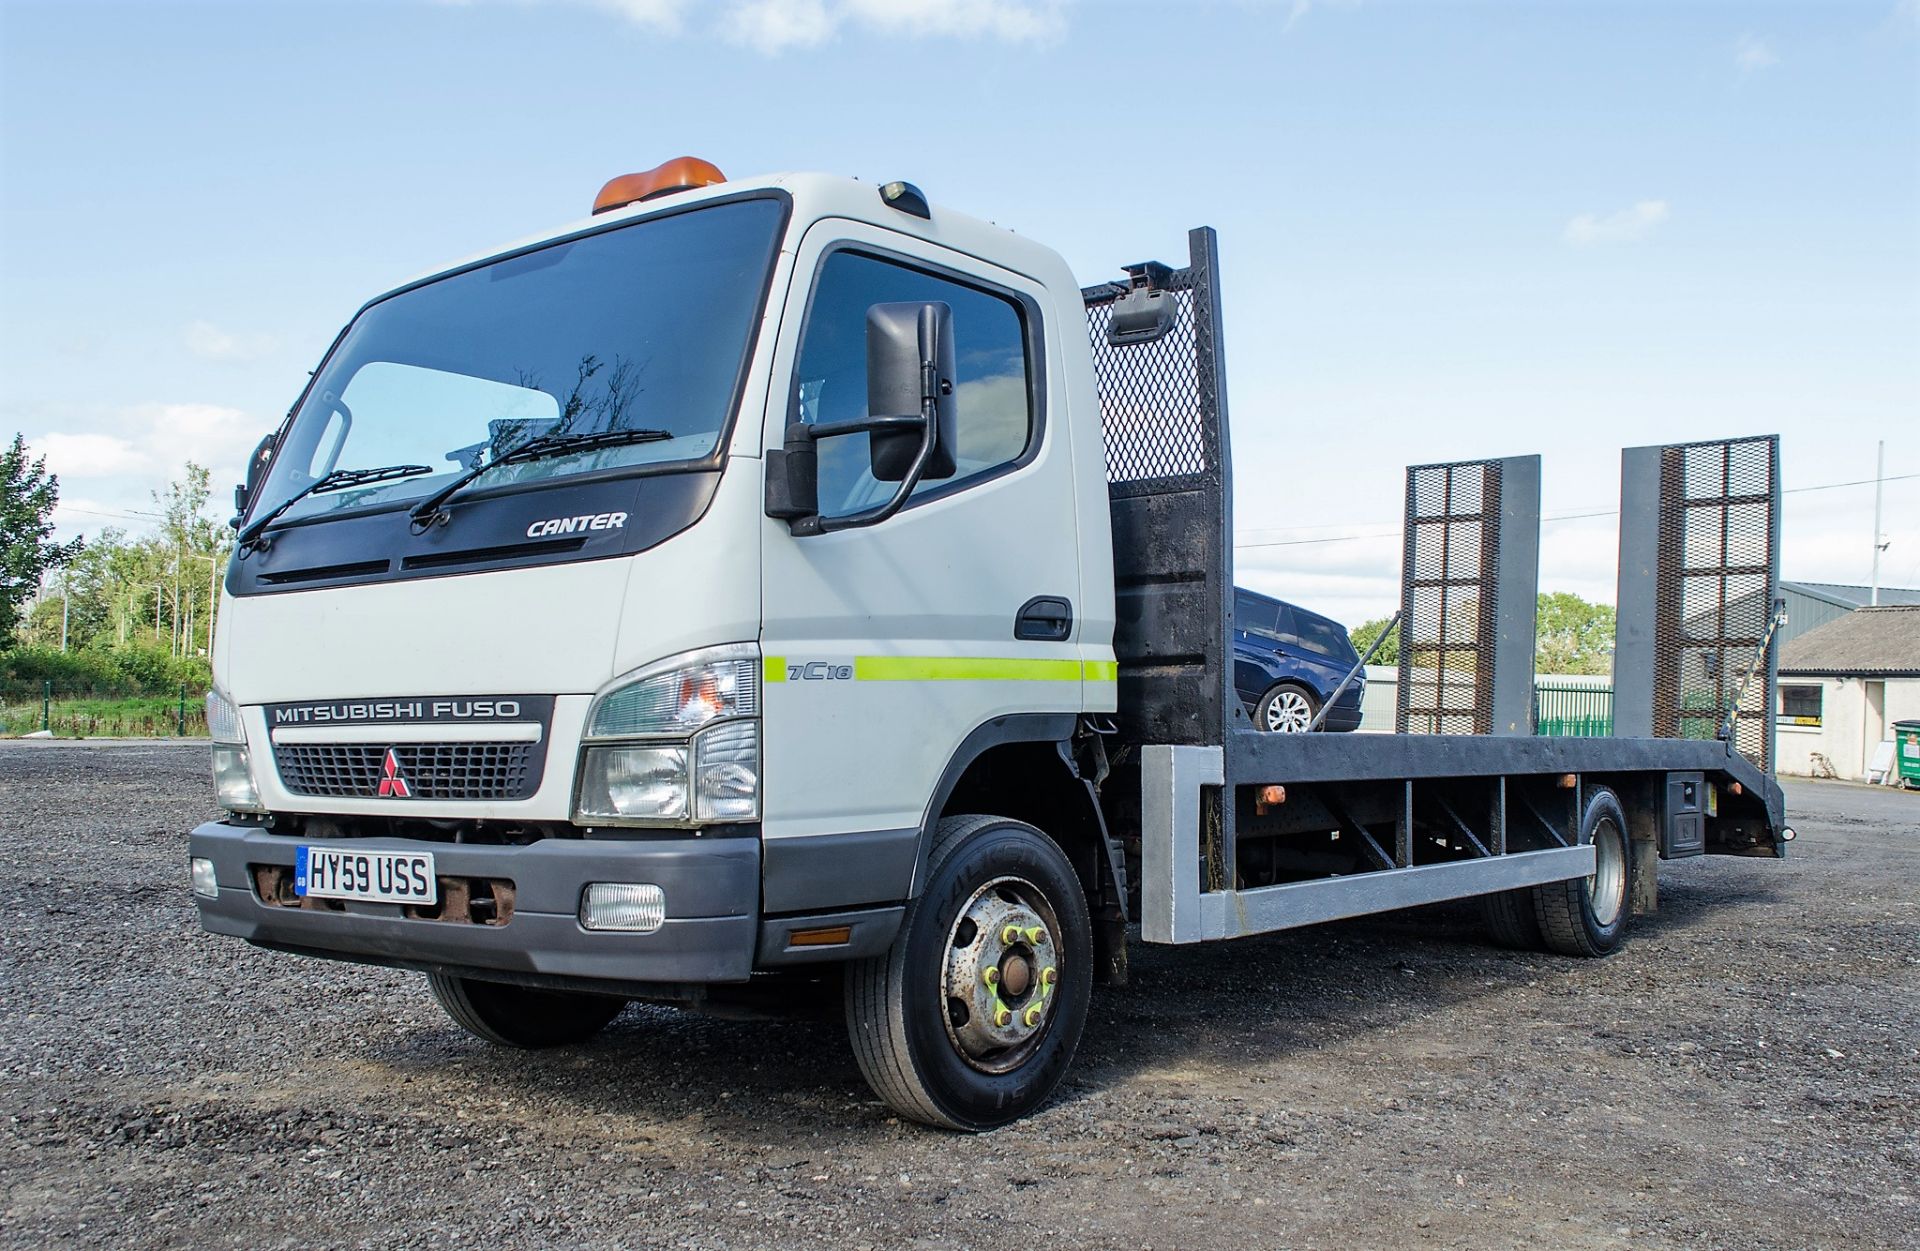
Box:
1775;605;1920;782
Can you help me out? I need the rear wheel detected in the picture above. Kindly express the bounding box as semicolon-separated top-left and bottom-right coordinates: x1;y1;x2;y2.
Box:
427;974;626;1048
844;814;1093;1130
1256;683;1319;733
1532;787;1634;957
1479;888;1544;949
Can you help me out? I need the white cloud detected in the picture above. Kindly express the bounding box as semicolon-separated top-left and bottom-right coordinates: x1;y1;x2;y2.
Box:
835;0;1066;43
584;0;689;30
1563;199;1670;247
36;432;149;478
1734;32;1777;72
722;0;835;54
33;403;263;534
184;320;278;363
1283;0;1362;35
451;0;1068;54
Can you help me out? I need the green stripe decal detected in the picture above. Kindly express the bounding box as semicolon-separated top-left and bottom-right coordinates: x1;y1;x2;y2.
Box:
854;656;1084;682
761;656;1117;682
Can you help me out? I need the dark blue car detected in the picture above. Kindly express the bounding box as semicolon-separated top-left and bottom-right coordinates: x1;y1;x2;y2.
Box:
1233;588;1365;732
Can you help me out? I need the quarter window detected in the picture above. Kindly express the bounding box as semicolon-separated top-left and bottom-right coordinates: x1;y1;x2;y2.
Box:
1235;592;1282;640
794;251;1033;517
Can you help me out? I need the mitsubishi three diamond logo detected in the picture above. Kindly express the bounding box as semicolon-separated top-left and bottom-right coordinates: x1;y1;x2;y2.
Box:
376;748;413;799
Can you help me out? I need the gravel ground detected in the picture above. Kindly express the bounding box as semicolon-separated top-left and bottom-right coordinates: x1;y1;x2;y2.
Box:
1;742;1915;1250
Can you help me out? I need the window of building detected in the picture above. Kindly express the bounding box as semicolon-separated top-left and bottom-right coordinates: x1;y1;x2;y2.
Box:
793;250;1034;518
1780;683;1822;726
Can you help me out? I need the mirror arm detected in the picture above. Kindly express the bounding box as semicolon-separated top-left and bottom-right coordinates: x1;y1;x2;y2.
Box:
812;411;936;534
808;414;926;441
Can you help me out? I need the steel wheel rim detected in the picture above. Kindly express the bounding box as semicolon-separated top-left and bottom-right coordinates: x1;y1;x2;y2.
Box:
941;875;1063;1075
1266;689;1313;733
1588;816;1627;927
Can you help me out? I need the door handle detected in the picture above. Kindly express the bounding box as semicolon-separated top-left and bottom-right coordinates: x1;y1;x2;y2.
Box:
1015;596;1073;642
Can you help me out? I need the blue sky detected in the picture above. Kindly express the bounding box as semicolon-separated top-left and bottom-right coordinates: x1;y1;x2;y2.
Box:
2;0;1915;623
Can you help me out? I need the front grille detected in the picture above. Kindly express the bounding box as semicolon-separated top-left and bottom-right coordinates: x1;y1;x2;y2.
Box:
273;742;540;801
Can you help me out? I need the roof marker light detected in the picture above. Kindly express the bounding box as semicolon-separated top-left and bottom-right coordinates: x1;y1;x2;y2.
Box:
592;156;727;215
879;180;931;219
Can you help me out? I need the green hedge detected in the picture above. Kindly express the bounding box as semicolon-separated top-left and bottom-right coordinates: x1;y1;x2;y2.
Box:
0;645;213;691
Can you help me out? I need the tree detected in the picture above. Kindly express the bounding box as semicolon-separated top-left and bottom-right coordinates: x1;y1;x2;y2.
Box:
1351;591;1616;676
0;434;83;643
1349;615;1400;667
1535;591;1615;676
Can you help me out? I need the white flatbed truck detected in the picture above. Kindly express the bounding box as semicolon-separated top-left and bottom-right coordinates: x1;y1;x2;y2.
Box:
190;158;1790;1129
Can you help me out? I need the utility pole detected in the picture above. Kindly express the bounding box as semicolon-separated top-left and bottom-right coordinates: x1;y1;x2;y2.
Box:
60;566;69;652
1871;440;1886;605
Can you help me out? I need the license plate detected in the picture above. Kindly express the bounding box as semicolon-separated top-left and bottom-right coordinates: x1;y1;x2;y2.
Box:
295;846;437;905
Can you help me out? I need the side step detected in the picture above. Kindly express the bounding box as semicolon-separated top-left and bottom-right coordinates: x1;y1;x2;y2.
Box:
1139;745;1595;945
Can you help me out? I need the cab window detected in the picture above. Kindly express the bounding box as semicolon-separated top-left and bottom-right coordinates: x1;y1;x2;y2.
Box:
794;251;1033;518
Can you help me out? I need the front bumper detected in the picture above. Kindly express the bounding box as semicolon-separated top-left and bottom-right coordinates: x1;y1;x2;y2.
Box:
190;821;762;985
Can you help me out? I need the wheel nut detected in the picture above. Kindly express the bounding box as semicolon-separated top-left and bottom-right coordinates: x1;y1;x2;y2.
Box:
1025;926;1045;944
1041;967;1057;987
995;1007;1012;1027
983;967;999;988
1002;925;1020;945
1023;1005;1043;1027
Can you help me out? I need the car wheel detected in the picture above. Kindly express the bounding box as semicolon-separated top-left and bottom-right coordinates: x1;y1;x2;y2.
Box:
427;974;626;1048
844;814;1093;1130
1256;683;1318;733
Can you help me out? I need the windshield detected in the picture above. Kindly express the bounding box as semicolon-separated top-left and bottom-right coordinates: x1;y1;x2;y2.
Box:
251;196;785;527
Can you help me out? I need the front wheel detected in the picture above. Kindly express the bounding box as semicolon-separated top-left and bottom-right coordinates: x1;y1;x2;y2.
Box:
844;814;1093;1130
427;974;626;1048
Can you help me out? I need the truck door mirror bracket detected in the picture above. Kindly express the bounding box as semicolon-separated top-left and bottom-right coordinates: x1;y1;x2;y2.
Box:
230;431;280;528
1106;260;1177;347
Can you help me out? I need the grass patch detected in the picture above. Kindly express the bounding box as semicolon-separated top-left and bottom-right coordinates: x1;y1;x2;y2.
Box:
0;694;207;738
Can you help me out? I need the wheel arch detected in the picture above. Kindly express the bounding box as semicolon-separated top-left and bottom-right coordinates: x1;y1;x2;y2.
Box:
911;714;1130;983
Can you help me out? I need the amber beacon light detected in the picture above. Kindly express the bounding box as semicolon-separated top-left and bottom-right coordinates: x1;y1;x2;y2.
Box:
592;157;727;215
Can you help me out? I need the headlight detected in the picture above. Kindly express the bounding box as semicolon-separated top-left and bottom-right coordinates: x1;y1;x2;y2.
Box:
211;744;263;812
577;744;689;821
576;645;762;826
693;720;759;821
206;689;244;744
586;644;758;738
206;689;262;812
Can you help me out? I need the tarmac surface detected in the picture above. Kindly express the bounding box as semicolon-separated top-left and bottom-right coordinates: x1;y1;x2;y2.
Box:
1;742;1914;1249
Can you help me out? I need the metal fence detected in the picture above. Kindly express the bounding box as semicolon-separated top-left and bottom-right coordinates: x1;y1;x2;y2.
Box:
0;681;208;738
1535;680;1614;737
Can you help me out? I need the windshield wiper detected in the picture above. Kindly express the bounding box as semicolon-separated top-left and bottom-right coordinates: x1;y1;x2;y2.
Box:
407;427;674;528
237;463;433;553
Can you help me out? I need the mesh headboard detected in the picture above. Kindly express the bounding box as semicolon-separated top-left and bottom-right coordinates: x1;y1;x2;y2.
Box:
1082;227;1235;747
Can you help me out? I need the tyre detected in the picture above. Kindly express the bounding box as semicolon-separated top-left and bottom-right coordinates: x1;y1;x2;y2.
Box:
1480;887;1544;950
844;814;1093;1130
427;974;626;1048
1256;683;1319;733
1532;787;1634;958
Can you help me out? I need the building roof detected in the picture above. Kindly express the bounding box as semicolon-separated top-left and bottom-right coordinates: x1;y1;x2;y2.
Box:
1782;581;1920;610
1779;605;1920;677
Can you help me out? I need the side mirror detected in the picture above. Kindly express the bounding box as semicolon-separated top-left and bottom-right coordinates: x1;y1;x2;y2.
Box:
865;301;955;482
230;432;278;526
766;300;959;536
